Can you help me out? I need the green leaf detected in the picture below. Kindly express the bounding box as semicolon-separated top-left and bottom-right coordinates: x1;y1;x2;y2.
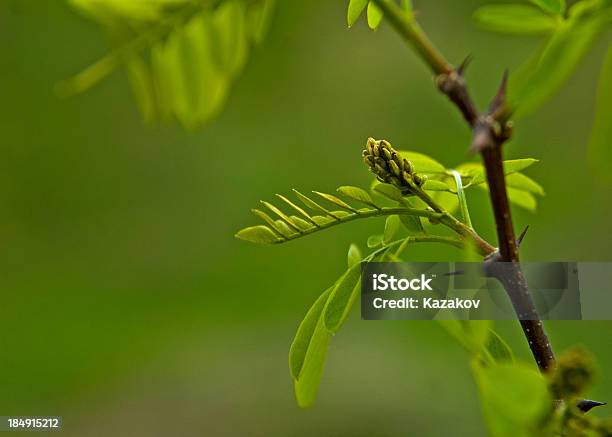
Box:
324;264;362;332
529;0;566;15
438;320;492;355
210;0;248;78
235;225;282;244
486;329;515;363
246;0;275;44
167;11;230;129
588;45;612;182
261;201;300;232
398;197;425;234
510;10;607;117
398;151;447;174
372;181;403;201
461;159;539;187
276;194;316;224
507;188;537;211
63;0;272;129
367;1;384;30
473;362;552;436
505;173;545;196
367;234;384;248
422;179;452;191
125;54;156;123
383;215;401;244
475;184;538;211
399;214;425;235
293;189;336;217
400;0;412;12
290;289;332;408
504;159;539;175
473;5;558;35
313;191;358;212
347;0;369;27
338;186;379;209
347;243;362;268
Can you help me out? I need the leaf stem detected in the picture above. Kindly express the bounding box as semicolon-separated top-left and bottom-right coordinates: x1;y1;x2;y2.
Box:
451;169;473;228
370;0;451;75
271;206;443;243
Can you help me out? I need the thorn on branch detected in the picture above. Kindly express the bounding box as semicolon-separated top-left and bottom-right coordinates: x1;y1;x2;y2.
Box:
483;225;529;266
489;69;509;114
457;55;472;77
517;225;529;247
577;399;607;413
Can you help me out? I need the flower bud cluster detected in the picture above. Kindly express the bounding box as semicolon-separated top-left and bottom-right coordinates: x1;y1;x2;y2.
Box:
362;138;426;194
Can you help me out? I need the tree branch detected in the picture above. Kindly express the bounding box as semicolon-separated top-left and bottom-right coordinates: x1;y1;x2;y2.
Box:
371;0;556;372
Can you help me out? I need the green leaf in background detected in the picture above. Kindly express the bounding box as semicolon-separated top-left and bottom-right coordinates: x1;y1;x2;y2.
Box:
367;1;384;30
398;150;447;174
150;10;231;129
289;289;332;407
473;362;552;437
400;0;412;12
210;0;248;78
529;0;566;15
383;215;401;244
438;319;493;355
62;0;274;129
588;45;612;182
347;243;362;268
125;54;156;123
235;225;282;244
323;263;362;332
347;0;369;27
246;0;275;44
473;5;559;35
338;186;379;209
509;0;610;117
486;329;515;363
367;234;384;248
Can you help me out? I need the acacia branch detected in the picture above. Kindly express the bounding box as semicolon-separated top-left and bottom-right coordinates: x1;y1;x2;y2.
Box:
371;0;555;372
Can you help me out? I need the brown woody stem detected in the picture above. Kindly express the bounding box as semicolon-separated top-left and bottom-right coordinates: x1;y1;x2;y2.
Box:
371;0;556;372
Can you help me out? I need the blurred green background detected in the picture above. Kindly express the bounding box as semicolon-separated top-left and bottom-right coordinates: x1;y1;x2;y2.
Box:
0;0;611;435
